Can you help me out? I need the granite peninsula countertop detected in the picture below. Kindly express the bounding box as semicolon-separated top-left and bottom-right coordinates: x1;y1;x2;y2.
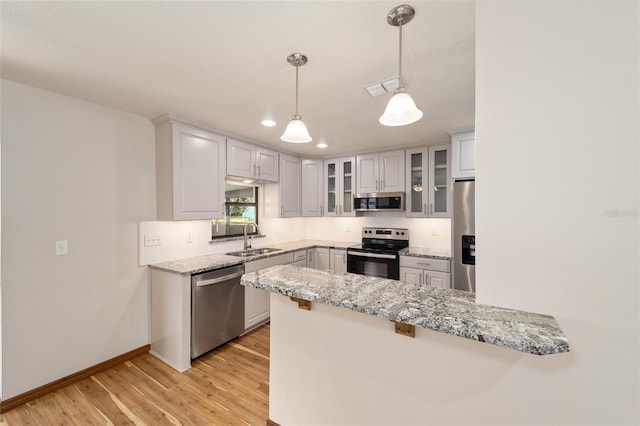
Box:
149;240;358;275
241;265;569;356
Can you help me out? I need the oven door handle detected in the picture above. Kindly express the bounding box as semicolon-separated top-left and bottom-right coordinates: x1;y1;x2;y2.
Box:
347;251;397;260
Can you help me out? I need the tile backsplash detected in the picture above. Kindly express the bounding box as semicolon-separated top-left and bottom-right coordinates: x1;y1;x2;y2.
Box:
140;186;450;266
139;213;450;266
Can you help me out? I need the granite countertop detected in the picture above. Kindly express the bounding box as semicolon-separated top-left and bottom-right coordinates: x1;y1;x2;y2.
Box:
241;265;569;356
400;246;451;260
149;240;358;275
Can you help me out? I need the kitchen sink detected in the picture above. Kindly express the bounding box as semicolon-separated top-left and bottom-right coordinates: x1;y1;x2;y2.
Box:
226;248;282;257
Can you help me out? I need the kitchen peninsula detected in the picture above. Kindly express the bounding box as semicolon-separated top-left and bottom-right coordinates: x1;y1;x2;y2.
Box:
242;265;568;355
242;265;570;425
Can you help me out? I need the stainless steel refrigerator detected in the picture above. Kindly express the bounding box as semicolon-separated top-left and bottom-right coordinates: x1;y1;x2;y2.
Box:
452;179;475;292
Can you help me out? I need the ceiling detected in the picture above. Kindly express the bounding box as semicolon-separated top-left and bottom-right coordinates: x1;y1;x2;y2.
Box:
1;1;475;157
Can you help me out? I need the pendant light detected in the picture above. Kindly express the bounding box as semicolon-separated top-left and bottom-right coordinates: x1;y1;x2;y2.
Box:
379;4;423;127
281;53;312;143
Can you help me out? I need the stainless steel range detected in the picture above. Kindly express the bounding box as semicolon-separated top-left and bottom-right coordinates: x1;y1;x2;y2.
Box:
347;227;409;280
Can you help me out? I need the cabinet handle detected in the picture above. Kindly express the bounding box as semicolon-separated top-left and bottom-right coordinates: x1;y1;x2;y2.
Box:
430;203;433;215
423;203;426;214
339;205;342;215
380;179;384;190
376;180;379;191
418;274;422;284
257;164;261;177
281;206;284;216
417;262;432;267
252;164;256;177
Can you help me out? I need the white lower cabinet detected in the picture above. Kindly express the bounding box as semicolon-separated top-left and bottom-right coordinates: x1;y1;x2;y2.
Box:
244;252;294;331
399;256;451;289
292;250;307;266
307;247;330;270
330;249;347;273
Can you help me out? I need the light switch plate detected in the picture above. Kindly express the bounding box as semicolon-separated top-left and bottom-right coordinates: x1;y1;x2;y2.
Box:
144;235;162;247
55;240;68;256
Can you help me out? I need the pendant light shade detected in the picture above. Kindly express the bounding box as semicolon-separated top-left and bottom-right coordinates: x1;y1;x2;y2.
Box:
281;115;312;143
281;53;312;143
379;88;423;126
380;4;423;127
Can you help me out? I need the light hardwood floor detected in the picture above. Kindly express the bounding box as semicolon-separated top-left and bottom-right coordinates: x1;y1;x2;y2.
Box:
0;324;270;425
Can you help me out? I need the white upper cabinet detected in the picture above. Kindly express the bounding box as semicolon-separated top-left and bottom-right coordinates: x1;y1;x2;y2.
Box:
324;157;356;217
226;138;278;182
451;131;476;179
301;158;323;216
405;144;452;218
355;153;378;193
428;143;452;217
155;119;226;221
356;150;405;193
405;147;429;217
255;147;279;181
279;153;301;217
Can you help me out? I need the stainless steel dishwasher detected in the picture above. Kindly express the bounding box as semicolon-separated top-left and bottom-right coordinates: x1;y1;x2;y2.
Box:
191;264;245;359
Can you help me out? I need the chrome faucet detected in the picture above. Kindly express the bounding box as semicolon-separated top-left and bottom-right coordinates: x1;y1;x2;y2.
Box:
243;222;260;250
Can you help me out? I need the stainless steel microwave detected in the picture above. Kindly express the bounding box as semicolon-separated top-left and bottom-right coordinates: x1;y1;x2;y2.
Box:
353;192;405;212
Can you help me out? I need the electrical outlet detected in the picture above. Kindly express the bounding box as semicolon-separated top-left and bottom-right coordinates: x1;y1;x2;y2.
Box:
55;240;68;256
186;233;193;243
346;224;351;232
144;235;162;247
431;229;438;236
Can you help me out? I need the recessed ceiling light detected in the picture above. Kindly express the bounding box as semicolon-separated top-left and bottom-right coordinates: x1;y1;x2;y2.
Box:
261;119;277;127
242;179;255;184
316;142;328;149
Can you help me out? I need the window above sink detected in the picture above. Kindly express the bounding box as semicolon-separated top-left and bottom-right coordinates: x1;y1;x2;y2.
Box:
212;183;259;240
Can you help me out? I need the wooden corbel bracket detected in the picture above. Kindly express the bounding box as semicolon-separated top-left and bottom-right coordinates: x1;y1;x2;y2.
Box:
393;321;415;338
289;296;312;310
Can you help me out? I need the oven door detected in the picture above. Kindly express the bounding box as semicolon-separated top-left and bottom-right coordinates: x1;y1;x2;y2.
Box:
346;250;399;280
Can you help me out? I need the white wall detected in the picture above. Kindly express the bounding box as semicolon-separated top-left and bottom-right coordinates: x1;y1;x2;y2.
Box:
269;1;639;424
474;0;638;422
1;80;156;399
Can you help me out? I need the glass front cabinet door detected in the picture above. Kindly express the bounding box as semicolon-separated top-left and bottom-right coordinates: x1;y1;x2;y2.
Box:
428;143;452;218
324;157;356;217
406;148;429;217
405;144;452;218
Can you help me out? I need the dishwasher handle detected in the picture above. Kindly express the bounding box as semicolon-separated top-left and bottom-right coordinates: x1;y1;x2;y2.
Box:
195;270;245;287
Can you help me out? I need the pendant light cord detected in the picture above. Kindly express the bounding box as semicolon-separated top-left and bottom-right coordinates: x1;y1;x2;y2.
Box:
295;65;299;116
398;18;404;86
